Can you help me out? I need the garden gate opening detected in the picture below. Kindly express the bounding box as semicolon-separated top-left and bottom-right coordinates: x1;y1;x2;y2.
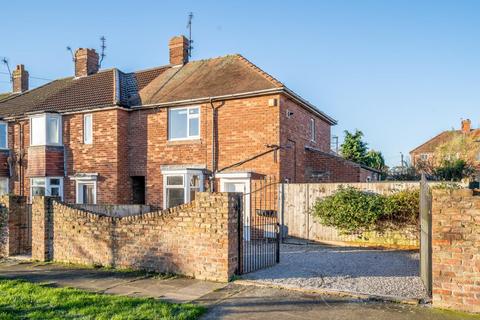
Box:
236;177;280;274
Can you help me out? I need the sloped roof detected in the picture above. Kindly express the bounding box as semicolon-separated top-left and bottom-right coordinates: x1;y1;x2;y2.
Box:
138;55;282;105
410;129;480;154
0;93;15;102
0;54;335;124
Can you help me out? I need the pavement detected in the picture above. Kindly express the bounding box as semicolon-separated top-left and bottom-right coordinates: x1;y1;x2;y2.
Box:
199;283;476;320
0;258;225;303
0;259;477;319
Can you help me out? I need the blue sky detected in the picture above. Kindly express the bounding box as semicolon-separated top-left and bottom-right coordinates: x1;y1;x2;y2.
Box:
1;0;479;166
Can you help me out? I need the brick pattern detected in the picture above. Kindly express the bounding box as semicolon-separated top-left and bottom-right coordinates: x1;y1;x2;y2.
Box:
12;64;29;93
0;195;30;257
31;196;53;261
0;150;9;177
74;48;99;77
304;149;379;182
279;95;331;182
27;146;64;177
31;192;239;282
432;189;480;313
168;36;189;65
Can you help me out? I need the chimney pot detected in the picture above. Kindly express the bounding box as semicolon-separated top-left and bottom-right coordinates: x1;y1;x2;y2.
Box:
169;35;189;65
74;48;99;77
12;64;29;93
461;119;471;134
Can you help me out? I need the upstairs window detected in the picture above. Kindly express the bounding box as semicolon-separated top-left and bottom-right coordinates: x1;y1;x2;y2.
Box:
420;153;428;161
310;118;316;142
84;114;93;144
30;114;62;146
168;106;200;140
0;122;7;149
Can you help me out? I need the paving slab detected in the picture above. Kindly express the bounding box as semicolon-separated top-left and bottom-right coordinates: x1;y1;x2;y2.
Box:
198;283;477;320
0;259;225;303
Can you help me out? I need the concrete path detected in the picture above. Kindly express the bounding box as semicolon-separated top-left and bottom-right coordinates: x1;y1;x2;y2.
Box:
243;243;426;301
199;283;476;320
0;259;225;303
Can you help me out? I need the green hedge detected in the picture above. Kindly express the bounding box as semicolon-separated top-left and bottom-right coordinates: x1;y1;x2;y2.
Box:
312;186;419;234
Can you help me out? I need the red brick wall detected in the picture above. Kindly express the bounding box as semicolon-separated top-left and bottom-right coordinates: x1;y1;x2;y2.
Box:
279;95;332;182
130;95;283;206
303;149;366;182
432;189;480;313
63;109;130;204
27;146;64;177
5;93;335;206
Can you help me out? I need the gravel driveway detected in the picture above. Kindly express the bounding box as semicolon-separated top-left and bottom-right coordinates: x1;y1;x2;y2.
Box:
242;243;427;300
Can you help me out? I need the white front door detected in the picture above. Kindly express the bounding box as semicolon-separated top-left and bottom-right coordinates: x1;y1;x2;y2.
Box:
222;180;251;241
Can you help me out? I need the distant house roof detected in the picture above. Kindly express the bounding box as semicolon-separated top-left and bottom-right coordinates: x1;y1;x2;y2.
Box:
0;54;335;124
410;128;480;155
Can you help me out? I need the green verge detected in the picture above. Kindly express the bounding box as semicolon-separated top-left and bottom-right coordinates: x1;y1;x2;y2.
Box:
0;278;205;320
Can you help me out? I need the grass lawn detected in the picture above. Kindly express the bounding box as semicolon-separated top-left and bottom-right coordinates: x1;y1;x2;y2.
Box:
0;279;205;320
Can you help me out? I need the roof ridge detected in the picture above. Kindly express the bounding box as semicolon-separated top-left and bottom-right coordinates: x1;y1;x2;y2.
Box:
409;130;458;154
234;54;284;88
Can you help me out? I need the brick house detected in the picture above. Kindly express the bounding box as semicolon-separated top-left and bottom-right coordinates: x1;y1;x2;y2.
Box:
410;119;480;164
0;35;378;207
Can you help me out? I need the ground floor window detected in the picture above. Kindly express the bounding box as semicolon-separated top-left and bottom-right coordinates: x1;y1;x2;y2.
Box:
162;169;204;209
30;177;63;200
0;178;8;195
76;181;97;204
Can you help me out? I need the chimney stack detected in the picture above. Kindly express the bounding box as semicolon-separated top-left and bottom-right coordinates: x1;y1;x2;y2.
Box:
12;64;29;93
74;48;99;77
461;119;471;134
169;35;189;65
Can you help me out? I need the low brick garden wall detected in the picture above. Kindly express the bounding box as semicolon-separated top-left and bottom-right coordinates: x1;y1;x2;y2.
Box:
32;192;240;282
432;189;480;313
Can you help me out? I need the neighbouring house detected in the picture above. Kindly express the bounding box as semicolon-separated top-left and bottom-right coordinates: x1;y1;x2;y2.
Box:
0;35;379;208
410;119;480;179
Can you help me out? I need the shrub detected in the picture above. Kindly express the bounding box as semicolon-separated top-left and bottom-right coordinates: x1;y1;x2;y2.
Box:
312;186;420;234
312;187;387;233
384;189;419;225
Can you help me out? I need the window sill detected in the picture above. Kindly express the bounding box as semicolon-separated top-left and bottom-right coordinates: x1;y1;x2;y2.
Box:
167;139;202;146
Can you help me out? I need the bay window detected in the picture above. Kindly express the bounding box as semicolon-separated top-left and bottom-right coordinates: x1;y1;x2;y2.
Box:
168;106;200;140
30;113;62;146
162;169;204;208
0;122;7;149
30;177;63;200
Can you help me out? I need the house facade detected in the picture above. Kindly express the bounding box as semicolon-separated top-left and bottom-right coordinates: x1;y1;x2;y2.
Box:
0;35;378;208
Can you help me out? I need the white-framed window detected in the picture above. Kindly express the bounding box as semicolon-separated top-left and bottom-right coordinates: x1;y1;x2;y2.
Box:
0;122;7;149
84;114;93;144
168;106;200;140
30;177;63;200
162;169;204;208
420;153;428;161
310;118;316;142
30;113;62;146
0;178;8;195
76;181;96;204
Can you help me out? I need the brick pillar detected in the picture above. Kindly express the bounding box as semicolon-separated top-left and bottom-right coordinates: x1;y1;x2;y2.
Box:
0;197;9;257
31;196;54;261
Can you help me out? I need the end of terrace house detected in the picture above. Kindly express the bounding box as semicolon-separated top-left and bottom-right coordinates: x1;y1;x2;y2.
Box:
0;35;380;208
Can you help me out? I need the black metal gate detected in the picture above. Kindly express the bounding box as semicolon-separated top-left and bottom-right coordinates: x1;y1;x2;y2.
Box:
237;177;280;274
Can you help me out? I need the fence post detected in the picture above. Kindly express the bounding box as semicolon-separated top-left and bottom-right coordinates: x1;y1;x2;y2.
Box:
279;181;285;243
420;174;433;297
